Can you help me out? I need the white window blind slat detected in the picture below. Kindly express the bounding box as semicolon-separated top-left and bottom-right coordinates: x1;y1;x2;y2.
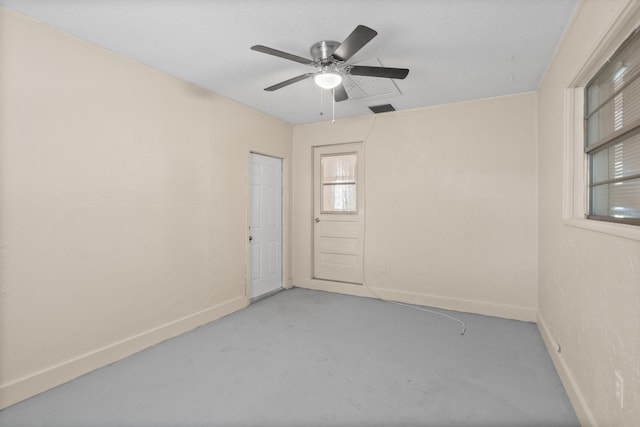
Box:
586;77;640;146
591;132;640;184
587;30;640;114
591;179;640;218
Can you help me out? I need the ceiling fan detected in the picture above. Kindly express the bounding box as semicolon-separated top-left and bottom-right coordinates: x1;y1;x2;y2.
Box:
251;25;410;102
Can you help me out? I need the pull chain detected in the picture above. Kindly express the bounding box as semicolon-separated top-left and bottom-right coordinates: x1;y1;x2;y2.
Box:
332;88;336;123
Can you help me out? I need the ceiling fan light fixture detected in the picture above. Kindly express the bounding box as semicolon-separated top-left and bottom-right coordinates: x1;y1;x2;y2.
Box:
314;71;342;89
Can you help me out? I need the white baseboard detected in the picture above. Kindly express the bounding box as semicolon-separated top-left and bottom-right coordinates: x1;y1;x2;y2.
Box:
294;278;536;321
0;295;247;410
294;277;373;298
537;313;598;427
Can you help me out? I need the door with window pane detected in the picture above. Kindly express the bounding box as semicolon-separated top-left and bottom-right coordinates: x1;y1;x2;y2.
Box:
313;143;364;284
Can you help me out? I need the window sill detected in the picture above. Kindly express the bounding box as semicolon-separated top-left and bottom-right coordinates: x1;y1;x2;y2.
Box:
564;218;640;241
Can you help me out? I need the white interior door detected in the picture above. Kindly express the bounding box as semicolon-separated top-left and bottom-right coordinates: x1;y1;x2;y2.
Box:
313;143;364;284
249;153;282;299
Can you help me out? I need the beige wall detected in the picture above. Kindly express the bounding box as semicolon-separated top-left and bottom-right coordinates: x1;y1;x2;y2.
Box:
537;1;640;426
293;93;539;322
0;8;292;408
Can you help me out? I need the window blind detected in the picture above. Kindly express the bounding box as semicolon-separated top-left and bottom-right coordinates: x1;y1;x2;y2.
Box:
585;27;640;225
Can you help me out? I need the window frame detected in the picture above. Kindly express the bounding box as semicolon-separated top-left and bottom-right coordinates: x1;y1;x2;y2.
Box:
583;27;640;226
563;0;640;240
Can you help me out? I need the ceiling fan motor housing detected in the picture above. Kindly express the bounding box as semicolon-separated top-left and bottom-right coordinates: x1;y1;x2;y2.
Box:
310;40;340;63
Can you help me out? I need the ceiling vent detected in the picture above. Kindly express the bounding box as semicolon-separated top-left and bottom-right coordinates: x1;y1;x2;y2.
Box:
369;104;396;114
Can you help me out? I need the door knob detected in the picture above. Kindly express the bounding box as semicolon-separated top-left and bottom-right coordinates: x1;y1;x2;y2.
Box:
249;235;253;241
314;218;320;223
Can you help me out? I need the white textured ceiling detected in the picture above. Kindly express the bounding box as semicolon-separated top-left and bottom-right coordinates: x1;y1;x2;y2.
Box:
0;0;578;124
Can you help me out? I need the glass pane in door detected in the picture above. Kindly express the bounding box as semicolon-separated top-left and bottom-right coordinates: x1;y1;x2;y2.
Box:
321;153;357;213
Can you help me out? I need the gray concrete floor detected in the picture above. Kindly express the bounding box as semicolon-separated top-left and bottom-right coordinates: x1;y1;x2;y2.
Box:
0;288;579;426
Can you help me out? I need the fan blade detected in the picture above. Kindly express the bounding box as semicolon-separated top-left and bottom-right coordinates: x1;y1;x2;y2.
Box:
332;25;377;62
251;45;313;65
334;84;348;102
348;65;409;79
264;73;312;91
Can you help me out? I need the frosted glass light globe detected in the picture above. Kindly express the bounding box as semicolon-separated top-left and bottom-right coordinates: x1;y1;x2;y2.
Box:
314;72;342;89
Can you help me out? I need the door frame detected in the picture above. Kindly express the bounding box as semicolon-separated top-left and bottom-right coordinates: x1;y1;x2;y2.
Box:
246;150;290;302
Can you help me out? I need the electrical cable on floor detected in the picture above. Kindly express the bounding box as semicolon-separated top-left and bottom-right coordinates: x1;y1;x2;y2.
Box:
360;115;467;336
384;300;466;335
362;281;467;336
